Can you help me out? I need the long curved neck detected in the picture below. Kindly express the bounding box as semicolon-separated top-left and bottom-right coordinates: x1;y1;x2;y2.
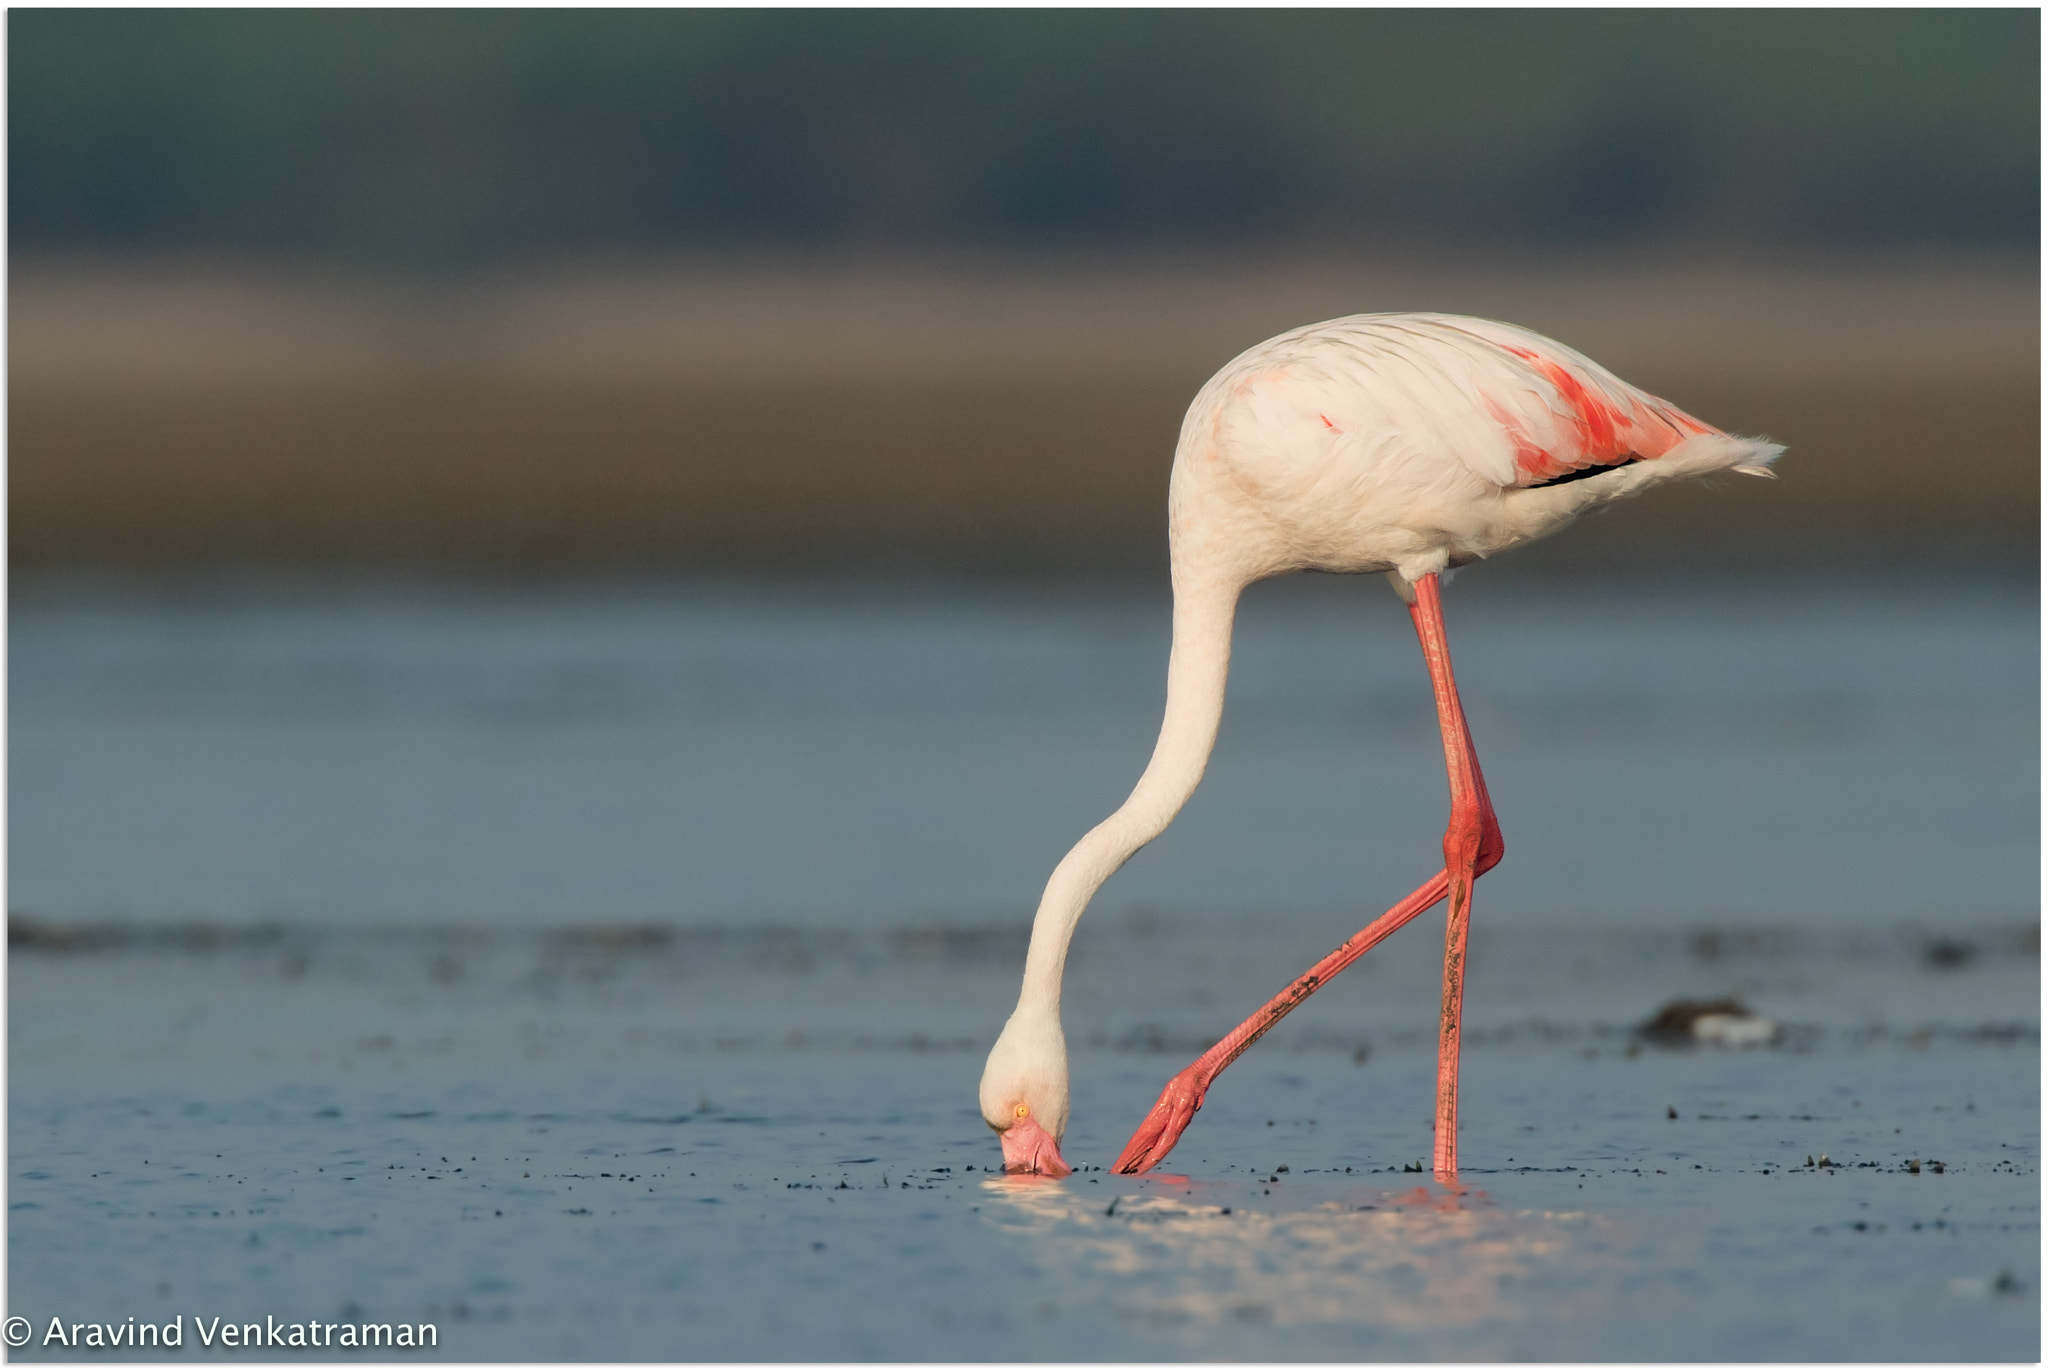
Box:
1017;571;1243;1014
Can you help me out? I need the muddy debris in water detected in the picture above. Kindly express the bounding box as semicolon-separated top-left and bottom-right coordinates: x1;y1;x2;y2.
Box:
1638;996;1781;1048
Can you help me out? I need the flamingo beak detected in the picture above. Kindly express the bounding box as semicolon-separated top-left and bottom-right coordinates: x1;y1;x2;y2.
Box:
999;1116;1072;1177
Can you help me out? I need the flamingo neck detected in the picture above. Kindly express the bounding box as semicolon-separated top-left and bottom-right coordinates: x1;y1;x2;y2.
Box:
1017;572;1242;1013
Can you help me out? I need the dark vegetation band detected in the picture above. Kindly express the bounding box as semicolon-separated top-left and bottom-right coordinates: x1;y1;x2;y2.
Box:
11;10;2037;268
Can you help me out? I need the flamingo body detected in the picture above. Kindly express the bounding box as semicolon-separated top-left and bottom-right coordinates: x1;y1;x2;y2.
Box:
1173;313;1774;588
980;313;1781;1177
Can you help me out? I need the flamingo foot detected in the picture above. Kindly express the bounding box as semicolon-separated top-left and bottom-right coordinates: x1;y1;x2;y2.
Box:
1113;1062;1209;1174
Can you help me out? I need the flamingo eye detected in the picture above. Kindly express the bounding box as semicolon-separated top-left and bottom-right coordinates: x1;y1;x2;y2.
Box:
1014;1104;1029;1119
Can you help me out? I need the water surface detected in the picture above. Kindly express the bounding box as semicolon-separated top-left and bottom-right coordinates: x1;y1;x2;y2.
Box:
9;919;2037;1359
11;569;2036;928
8;570;2038;1358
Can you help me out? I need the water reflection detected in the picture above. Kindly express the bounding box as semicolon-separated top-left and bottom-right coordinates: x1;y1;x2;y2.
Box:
980;1173;1623;1342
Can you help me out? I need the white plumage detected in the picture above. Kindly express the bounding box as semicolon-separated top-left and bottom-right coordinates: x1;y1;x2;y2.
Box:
1178;313;1781;587
980;313;1782;1179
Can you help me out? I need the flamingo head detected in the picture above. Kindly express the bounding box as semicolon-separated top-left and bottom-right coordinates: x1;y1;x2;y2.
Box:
978;1007;1073;1177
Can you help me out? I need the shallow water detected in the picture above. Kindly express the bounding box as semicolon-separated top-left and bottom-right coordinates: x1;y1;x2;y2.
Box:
8;920;2038;1360
8;570;2040;1358
10;570;2038;927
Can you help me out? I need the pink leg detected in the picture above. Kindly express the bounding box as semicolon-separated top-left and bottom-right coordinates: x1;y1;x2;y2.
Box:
1410;573;1503;1179
1114;572;1501;1178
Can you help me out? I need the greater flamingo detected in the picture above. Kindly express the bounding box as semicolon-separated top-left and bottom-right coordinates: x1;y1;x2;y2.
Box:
978;313;1781;1181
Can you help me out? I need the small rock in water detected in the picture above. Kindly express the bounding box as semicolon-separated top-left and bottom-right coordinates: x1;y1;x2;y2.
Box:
1636;996;1779;1048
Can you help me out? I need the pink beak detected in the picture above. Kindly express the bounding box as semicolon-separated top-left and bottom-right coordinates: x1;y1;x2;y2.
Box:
999;1117;1072;1177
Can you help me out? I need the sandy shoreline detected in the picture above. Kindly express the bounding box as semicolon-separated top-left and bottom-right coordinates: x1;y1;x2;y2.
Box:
13;251;2037;384
11;253;2037;571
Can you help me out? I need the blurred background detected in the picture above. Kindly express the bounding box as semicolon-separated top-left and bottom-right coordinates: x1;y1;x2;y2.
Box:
8;9;2039;932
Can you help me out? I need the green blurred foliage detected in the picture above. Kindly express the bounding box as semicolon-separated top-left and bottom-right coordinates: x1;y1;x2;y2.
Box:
10;10;2038;267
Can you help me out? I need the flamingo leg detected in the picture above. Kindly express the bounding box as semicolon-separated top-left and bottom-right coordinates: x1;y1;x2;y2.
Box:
1409;572;1504;1179
1113;867;1451;1174
1113;571;1502;1178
